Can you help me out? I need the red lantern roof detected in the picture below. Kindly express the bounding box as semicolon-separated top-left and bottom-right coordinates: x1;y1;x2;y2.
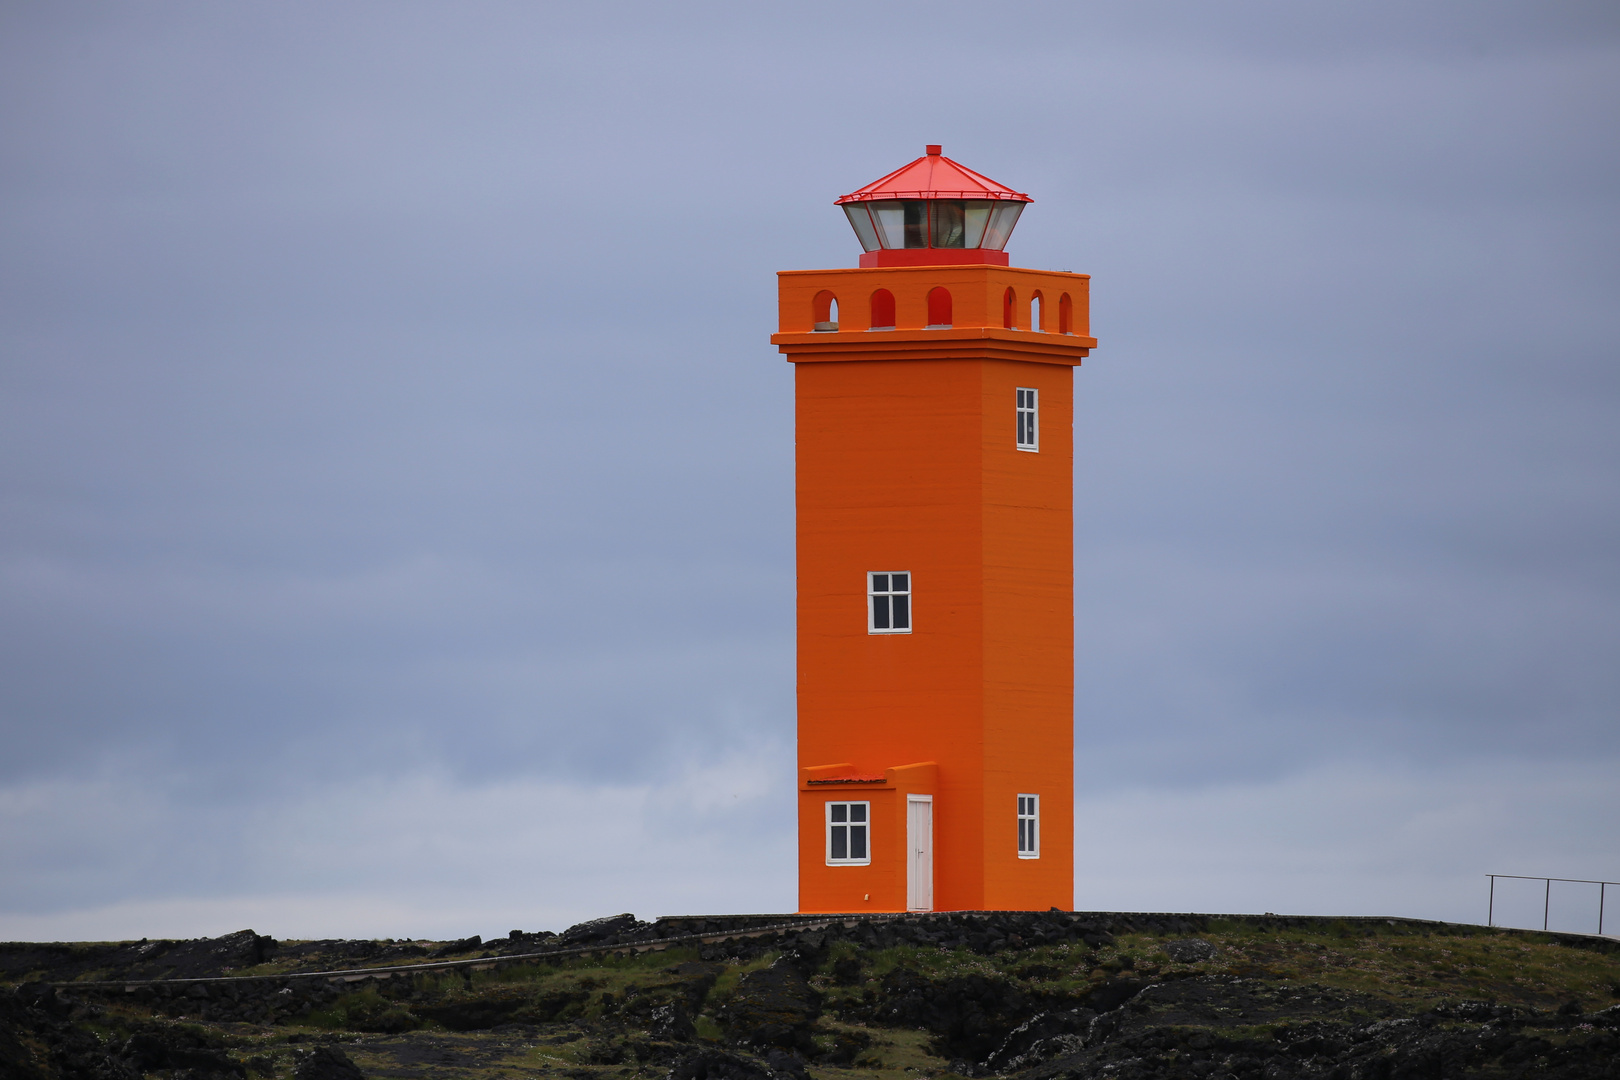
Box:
835;145;1031;205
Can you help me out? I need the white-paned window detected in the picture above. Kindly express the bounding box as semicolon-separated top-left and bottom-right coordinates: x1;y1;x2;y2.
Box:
1016;388;1039;452
868;572;911;634
1017;794;1040;858
827;801;870;864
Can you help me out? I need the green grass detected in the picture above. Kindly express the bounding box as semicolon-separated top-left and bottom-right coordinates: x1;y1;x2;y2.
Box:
13;920;1618;1080
809;921;1619;1018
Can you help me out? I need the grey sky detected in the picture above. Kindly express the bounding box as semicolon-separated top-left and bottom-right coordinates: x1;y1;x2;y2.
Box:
2;1;1617;939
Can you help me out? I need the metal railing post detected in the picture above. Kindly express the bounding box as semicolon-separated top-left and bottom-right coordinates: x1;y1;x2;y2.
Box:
1485;873;1619;935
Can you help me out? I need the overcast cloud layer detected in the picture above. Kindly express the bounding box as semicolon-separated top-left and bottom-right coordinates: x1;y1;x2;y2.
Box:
2;1;1617;941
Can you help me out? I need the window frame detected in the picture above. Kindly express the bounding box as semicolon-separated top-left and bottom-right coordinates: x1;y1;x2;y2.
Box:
867;571;913;634
1017;793;1040;859
1016;387;1039;452
826;801;871;865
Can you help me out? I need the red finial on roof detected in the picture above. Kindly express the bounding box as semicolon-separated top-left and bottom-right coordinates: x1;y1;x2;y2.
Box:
926;144;942;156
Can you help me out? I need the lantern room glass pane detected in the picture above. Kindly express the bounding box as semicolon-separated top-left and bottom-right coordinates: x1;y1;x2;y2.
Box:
842;204;881;252
868;201;905;249
931;201;966;248
982;202;1024;250
902;201;928;247
962;201;992;248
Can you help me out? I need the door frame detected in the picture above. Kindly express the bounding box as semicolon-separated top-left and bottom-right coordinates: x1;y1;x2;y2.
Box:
907;794;934;912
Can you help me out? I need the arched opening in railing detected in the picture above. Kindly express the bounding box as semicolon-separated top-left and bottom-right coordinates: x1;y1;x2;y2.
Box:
813;290;839;332
927;288;953;328
1003;287;1016;329
1030;291;1044;332
1058;293;1073;335
870;289;896;330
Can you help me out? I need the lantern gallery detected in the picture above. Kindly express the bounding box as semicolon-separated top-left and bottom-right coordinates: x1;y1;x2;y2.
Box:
770;146;1097;913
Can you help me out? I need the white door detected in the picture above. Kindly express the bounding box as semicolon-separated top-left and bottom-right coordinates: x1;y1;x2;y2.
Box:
907;795;934;912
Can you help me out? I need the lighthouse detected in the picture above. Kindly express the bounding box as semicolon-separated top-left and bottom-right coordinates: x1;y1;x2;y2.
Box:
773;146;1094;914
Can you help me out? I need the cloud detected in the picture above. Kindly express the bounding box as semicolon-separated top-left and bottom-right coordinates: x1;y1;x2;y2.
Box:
0;1;1616;933
0;742;796;939
5;750;1611;941
1074;755;1620;932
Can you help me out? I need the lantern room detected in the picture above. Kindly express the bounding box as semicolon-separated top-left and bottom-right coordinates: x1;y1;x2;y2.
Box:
837;145;1031;267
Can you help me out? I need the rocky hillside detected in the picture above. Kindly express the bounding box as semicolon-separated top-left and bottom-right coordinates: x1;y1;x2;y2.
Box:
3;911;1617;1079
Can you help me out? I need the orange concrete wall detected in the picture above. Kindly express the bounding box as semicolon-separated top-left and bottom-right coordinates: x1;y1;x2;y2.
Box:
796;785;903;912
795;358;988;912
980;360;1074;909
783;264;1083;913
794;762;938;913
776;265;1091;338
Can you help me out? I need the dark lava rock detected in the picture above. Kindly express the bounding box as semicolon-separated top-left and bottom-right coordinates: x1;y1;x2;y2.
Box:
1162;938;1216;963
775;932;829;976
668;961;724;1005
122;1028;245;1076
829;955;865;986
816;1029;872;1067
648;1001;697;1042
559;913;647;947
0;989;51;1080
864;966;1052;1062
1008;984;1620;1080
0;929;278;984
341;997;422;1034
1074;976;1145;1015
761;1048;811;1080
293;1044;366;1080
8;912;1616;1080
981;1008;1095;1073
593;960;722;1039
416;987;588;1031
667;1048;795;1080
502;929;559;952
430;935;482;957
1117;975;1390;1034
719;963;821;1052
16;983;71;1019
583;1037;629;1065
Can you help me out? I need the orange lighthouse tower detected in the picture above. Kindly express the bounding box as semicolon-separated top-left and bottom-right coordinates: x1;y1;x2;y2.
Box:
774;146;1094;914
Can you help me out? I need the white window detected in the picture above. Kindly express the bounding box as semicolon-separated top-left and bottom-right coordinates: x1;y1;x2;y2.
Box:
868;572;911;634
1017;794;1039;858
827;801;870;864
1016;388;1039;452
